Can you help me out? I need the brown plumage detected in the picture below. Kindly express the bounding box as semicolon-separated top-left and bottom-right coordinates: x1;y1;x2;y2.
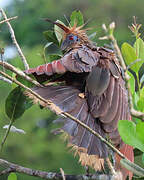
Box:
25;21;134;179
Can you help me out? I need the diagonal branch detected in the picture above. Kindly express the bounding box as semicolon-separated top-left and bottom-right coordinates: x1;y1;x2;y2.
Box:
0;75;12;84
0;8;29;70
0;158;115;180
0;61;43;87
0;69;144;177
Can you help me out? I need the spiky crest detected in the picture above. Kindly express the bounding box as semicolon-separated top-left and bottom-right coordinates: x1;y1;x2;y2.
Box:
45;18;90;44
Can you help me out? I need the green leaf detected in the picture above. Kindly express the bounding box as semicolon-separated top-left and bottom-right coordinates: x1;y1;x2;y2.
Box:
121;42;140;72
134;92;139;108
136;122;144;144
137;87;144;112
43;30;59;46
44;42;53;49
16;76;34;88
54;20;66;43
118;120;144;152
8;173;17;180
134;38;144;61
70;10;84;27
127;71;135;95
5;87;33;120
47;54;62;63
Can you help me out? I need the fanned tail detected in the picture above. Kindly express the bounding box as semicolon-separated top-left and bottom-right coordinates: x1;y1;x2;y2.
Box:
25;85;108;170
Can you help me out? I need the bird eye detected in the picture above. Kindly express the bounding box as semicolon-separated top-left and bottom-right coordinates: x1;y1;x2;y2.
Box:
69;35;74;40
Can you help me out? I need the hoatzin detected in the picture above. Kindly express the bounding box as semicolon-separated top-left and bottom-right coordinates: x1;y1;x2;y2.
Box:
25;19;134;179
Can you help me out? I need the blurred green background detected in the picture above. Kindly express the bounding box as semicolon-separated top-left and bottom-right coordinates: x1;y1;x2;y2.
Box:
0;0;144;179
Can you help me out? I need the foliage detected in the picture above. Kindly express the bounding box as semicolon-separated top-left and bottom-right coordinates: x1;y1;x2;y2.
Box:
1;1;144;180
70;10;84;27
118;120;144;152
118;19;144;167
8;173;17;180
5;86;33;120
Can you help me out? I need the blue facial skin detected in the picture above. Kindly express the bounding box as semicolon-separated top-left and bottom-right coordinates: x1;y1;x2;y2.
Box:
61;34;79;50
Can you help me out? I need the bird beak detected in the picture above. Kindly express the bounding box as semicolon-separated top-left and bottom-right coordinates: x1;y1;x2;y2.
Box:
61;39;69;50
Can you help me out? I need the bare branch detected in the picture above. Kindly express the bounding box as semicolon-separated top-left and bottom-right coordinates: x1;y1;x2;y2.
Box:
0;76;12;84
0;16;18;24
0;168;14;176
0;158;118;180
0;61;43;87
0;8;29;70
0;70;144;177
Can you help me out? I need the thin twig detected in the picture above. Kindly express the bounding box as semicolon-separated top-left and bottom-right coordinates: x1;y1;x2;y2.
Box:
0;16;18;24
0;168;14;175
60;168;65;180
0;76;12;84
0;121;14;152
0;8;29;70
0;70;144;177
0;61;43;87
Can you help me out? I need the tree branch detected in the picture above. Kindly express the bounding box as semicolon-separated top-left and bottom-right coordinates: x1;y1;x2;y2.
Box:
0;69;144;178
0;75;12;84
0;8;29;70
0;158;118;180
0;61;43;87
0;16;18;24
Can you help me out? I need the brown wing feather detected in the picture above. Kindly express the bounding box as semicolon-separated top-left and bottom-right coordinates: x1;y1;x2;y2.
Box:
99;77;119;123
102;84;122;132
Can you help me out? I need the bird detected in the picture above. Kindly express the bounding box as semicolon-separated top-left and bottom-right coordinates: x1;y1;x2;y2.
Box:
25;19;134;179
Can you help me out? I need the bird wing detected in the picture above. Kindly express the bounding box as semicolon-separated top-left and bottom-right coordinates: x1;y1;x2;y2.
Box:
24;46;133;177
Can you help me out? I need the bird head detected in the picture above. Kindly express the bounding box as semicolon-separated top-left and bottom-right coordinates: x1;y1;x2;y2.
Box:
45;19;90;50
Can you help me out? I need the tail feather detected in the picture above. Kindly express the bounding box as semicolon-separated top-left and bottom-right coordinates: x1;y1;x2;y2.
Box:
26;85;108;170
116;144;134;180
26;84;134;178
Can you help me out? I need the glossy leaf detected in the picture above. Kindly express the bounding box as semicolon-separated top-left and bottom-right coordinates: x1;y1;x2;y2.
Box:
43;30;59;46
5;87;33;120
118;120;144;152
137;87;144;112
121;42;140;72
16;76;34;88
8;173;17;180
136;122;144;144
127;71;135;95
70;10;84;27
44;42;53;49
134;38;144;61
54;20;66;43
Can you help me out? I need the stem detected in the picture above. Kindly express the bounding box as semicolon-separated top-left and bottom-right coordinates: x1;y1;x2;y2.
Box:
0;8;29;70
